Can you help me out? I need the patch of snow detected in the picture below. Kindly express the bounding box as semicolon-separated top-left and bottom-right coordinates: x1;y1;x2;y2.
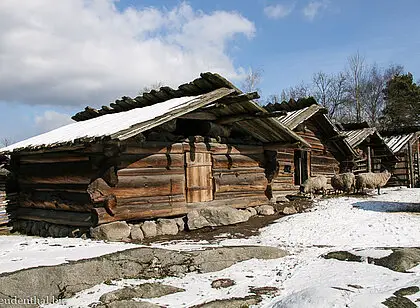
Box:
0;235;139;274
349;248;393;259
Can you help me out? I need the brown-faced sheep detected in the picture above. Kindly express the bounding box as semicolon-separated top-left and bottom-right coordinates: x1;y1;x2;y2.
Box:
300;176;328;195
355;170;391;195
331;173;355;194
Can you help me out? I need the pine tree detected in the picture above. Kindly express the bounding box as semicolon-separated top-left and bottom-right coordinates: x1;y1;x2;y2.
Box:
382;73;420;129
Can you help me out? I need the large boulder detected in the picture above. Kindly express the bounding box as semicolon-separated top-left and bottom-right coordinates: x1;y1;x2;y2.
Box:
99;283;185;304
246;207;258;217
187;207;251;230
130;225;144;241
90;222;130;241
283;206;297;215
256;205;275;216
156;219;178;236
174;217;186;232
141;221;157;238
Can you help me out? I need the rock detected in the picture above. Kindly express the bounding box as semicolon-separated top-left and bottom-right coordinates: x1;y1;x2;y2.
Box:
0;246;287;303
276;196;289;203
190;295;262;308
246;207;258;216
211;278;235;289
156;219;178;236
382;296;417;308
100;283;185;304
375;248;420;272
239;209;252;220
97;300;161;308
323;251;363;262
249;286;280;296
187;206;250;230
90;222;131;241
256;205;275;216
140;221;157;238
282;206;297;215
130;225;144;241
394;286;420;297
193;246;287;273
324;248;420;273
174;217;186;232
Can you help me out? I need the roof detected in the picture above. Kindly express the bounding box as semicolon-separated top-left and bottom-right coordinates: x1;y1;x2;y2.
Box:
383;133;416;153
266;101;357;158
341;128;378;148
72;72;242;121
277;104;326;130
1;73;310;154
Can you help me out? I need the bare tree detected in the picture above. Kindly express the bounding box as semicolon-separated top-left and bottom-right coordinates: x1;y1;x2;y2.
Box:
346;52;366;122
328;72;349;121
241;67;263;94
363;64;404;127
0;137;13;148
312;71;332;108
139;81;164;95
265;94;281;105
280;82;311;101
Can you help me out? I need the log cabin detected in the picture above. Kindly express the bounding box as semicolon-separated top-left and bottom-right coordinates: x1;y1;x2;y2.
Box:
0;156;9;231
337;122;396;175
0;72;311;234
264;99;357;199
381;126;420;187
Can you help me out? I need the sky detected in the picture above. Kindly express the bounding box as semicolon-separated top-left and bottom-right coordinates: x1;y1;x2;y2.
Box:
1;0;419;143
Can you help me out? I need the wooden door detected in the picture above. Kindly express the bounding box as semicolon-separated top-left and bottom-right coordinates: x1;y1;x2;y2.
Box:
185;152;213;203
294;150;309;185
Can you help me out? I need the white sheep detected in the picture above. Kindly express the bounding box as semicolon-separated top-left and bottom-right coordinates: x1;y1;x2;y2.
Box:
300;176;328;195
331;173;355;194
355;170;391;195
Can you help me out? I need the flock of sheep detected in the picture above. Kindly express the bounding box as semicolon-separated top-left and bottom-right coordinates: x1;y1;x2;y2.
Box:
300;170;392;196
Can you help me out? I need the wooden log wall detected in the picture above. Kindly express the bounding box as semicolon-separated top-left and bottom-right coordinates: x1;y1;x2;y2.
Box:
10;141;273;227
268;121;341;198
270;149;296;197
94;141;270;225
212;149;268;206
10;152;96;226
296;123;340;180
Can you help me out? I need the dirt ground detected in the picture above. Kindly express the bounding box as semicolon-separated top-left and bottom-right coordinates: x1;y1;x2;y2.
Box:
145;199;314;245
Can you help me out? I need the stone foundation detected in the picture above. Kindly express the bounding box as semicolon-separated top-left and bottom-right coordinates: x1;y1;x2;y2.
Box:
8;203;310;242
11;220;89;238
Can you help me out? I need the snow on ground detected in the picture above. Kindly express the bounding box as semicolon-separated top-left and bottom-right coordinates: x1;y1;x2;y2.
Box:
41;186;420;308
4;186;420;307
0;236;139;274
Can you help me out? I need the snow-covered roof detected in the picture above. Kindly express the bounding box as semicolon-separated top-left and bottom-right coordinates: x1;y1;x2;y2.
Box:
0;89;229;154
383;133;415;153
0;85;311;154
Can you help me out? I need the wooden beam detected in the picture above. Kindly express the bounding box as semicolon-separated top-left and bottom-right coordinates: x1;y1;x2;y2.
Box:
417;138;420;181
216;111;287;125
179;112;218;121
367;145;371;172
408;141;414;187
215;92;260;105
263;141;310;150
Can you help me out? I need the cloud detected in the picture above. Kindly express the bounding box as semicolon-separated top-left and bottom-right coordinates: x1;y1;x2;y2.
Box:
0;1;255;108
303;1;329;20
264;3;295;19
34;111;74;133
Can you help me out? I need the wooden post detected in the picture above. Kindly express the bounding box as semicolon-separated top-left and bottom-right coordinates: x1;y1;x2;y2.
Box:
408;140;414;188
416;137;420;185
367;146;371;173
